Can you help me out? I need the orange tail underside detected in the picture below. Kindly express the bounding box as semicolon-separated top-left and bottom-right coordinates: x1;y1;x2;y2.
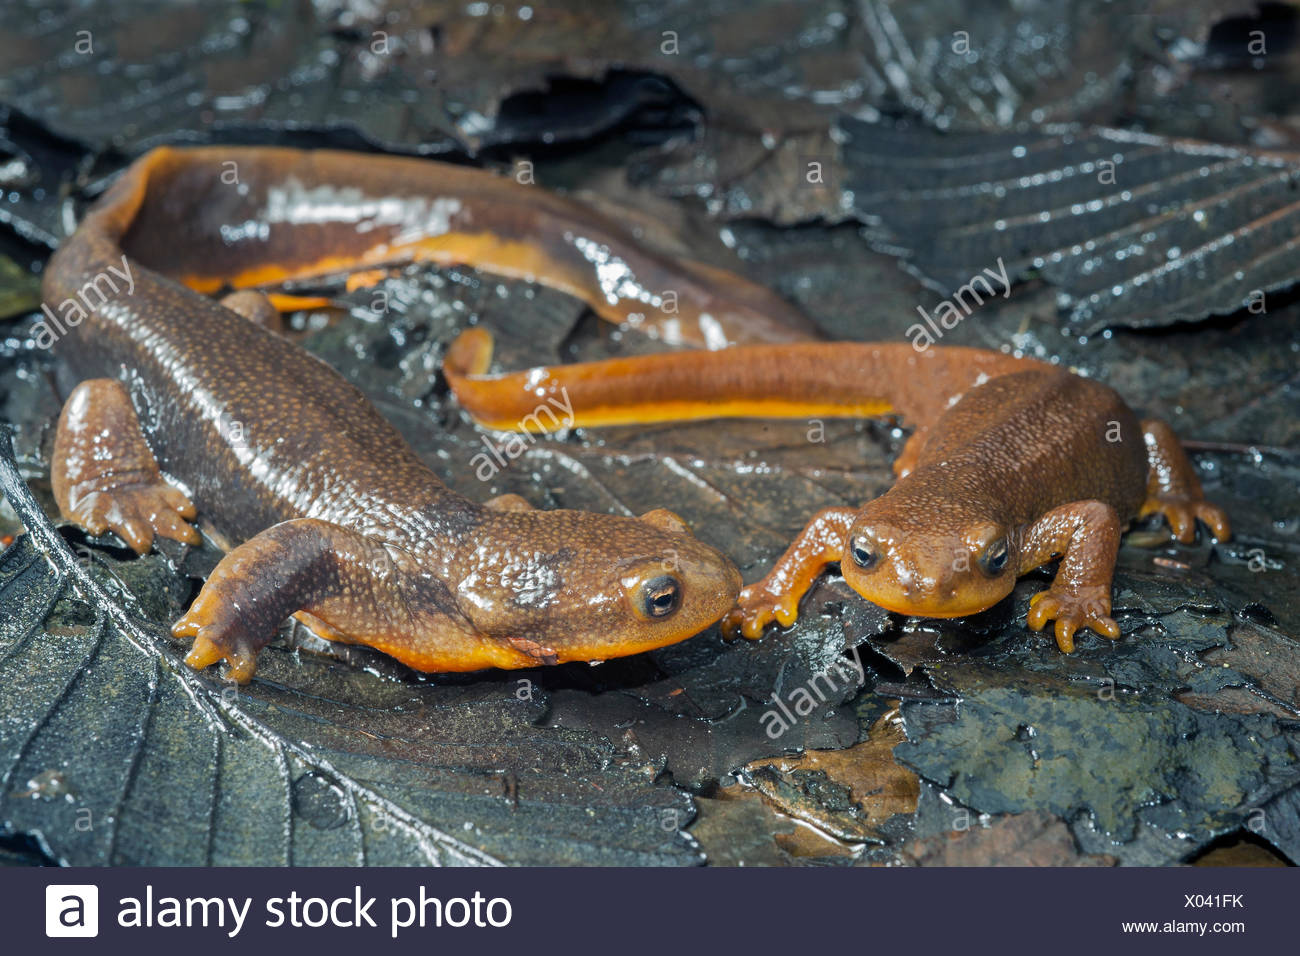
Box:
182;232;579;305
443;330;1057;433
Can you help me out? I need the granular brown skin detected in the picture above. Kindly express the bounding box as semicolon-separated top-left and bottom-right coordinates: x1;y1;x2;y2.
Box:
43;146;746;683
443;335;1232;652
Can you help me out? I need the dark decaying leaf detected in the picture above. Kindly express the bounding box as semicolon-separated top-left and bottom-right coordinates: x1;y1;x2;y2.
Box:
897;656;1300;844
840;117;1300;332
853;0;1265;133
0;0;1248;151
0;1;464;157
628;0;1258;222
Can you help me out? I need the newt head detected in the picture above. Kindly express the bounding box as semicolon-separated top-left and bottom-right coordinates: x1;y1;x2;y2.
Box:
456;506;741;663
838;498;1018;620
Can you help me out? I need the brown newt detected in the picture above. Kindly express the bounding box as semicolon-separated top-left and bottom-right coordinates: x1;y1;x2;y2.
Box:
81;146;816;350
43;145;767;683
445;331;1231;651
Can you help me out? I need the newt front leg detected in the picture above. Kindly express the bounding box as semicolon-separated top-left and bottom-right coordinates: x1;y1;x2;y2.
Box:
720;506;857;639
173;517;493;683
173;518;399;682
1021;500;1124;652
52;379;200;554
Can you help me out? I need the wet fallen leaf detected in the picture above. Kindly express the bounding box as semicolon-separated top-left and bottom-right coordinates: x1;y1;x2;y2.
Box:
1201;619;1300;711
841;117;1300;332
897;659;1299;850
688;786;796;867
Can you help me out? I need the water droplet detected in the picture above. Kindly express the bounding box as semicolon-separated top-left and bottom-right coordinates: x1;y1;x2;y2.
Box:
292;772;350;830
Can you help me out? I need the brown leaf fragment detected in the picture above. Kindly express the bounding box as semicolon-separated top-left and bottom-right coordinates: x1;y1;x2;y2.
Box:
635;128;849;225
690;787;798;866
902;811;1118;867
739;706;919;843
1201;620;1300;710
1176;686;1300;719
1192;838;1290;867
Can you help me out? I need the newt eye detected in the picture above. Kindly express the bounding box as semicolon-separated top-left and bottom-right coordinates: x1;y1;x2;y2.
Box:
637;575;681;620
849;535;877;569
978;537;1010;576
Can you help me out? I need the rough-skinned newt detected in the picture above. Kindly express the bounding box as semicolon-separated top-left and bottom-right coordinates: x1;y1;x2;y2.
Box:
43;145;771;683
444;330;1231;651
94;146;815;349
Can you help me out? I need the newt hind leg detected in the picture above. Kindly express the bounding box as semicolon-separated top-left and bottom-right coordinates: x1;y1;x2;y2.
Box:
52;379;200;554
219;290;285;332
1138;419;1231;543
891;427;930;479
